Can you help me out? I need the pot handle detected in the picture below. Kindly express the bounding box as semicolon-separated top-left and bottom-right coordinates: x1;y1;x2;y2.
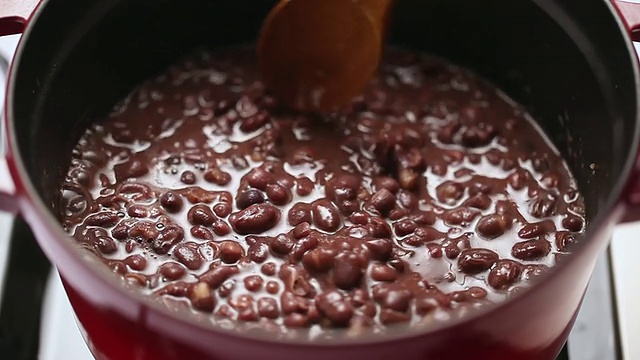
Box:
0;0;38;215
0;156;17;214
0;0;39;36
615;0;640;37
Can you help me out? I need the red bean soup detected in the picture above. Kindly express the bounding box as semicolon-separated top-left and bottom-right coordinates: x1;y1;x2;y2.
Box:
59;46;585;338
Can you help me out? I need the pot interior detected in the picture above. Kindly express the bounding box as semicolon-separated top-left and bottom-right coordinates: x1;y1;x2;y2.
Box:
8;0;639;331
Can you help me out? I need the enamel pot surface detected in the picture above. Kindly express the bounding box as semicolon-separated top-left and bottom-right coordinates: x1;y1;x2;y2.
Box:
1;1;640;359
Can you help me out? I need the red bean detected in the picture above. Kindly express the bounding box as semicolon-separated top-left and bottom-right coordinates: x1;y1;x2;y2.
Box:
246;168;274;190
124;255;147;271
248;241;270;263
155;281;189;297
266;184;291;205
465;193;491;210
368;217;392;238
203;168;231;186
188;282;215;312
292;222;312;239
365;238;393;261
529;193;557;218
426;243;443;258
476;214;509;239
174;243;204;270
370;264;398;282
94;236;117;254
436;181;464;204
128;220;159;241
280;291;301;314
212;220;231;236
160;191;184;213
373;176;400;194
396;147;426;172
114;159;149;181
159;262;187;281
180;170;197;185
261;262;277;276
555;231;578;252
288;203;312;226
243;275;264;292
257;297;279;319
416;296;438;315
219;241;244;264
508;169;530;190
388;208;408;221
295;177;315;196
111;220;131;240
283;313;309;328
349;212;369;225
85;212;119;227
279;265;315;297
190;226;215;241
562;215;584;232
151;224;184;254
187;205;216;226
369;189;396;215
199;266;239;288
410;211;436;225
240;111;270;132
289;235;319;262
326;173;361;203
522;264;549;281
394;219;417;237
184;187;216;204
379;308;411;325
312;199;341;232
270;234;294;255
315;290;354;326
236;189;265;210
332;251;363;290
443;207;479;226
512;240;551;261
458;248;499;274
460;124;496;147
373;284;413;312
518;222;553;239
127;204;148;218
266;281;280;294
488;260;522;290
396;190;419;210
212;202;232;218
437;121;461;144
397;169;419;190
302;248;334;273
230;203;281;235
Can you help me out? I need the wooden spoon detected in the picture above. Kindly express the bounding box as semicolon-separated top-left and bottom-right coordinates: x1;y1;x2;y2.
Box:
257;0;393;112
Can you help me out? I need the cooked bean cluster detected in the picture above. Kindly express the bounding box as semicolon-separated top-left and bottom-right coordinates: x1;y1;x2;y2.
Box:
60;46;585;335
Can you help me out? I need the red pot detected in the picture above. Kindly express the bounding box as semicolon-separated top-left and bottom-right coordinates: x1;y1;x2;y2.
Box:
1;0;640;359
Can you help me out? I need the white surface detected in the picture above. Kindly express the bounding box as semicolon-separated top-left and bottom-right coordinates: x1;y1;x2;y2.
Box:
0;213;13;304
611;223;640;360
39;271;94;360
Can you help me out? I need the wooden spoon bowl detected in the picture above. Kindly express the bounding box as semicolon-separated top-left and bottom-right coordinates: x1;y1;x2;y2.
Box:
258;0;392;112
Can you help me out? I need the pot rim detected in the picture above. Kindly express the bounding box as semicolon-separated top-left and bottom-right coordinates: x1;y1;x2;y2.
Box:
3;0;639;348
